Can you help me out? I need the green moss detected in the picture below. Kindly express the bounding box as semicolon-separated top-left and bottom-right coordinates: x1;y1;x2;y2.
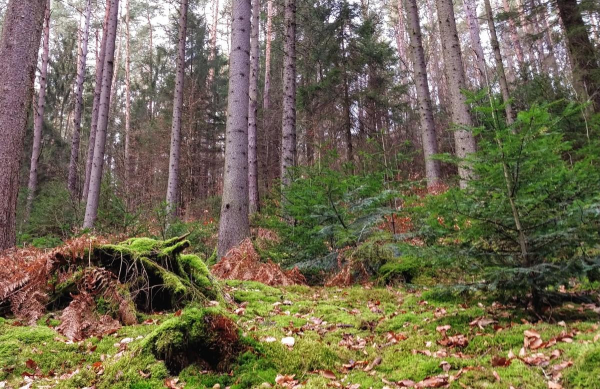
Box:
565;343;600;387
144;308;248;374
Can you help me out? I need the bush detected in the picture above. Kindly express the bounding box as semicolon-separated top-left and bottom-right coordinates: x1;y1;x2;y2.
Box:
418;100;600;311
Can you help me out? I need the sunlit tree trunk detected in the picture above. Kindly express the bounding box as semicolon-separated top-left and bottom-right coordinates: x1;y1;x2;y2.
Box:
25;0;51;223
217;0;251;257
248;0;260;214
436;0;477;188
0;0;47;250
68;0;92;200
166;0;189;217
83;1;112;202
281;0;297;188
405;0;441;188
83;0;120;229
484;0;515;124
207;0;219;89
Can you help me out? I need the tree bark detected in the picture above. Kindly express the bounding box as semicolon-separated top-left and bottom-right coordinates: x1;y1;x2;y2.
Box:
83;0;120;229
83;0;112;202
281;0;297;188
124;0;132;189
484;0;515;125
206;0;219;89
217;0;251;257
463;0;487;87
166;0;189;217
405;0;441;188
501;0;526;71
0;0;47;250
436;0;477;188
25;0;51;223
68;0;92;200
248;0;260;214
556;0;600;112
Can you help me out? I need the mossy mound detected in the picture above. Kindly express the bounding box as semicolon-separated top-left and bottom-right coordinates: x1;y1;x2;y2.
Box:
91;236;221;311
144;308;248;374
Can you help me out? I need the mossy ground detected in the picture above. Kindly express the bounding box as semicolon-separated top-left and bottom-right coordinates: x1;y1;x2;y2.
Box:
1;282;598;388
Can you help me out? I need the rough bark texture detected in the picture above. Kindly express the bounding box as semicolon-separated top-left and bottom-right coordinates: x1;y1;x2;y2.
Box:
83;0;120;229
68;0;92;199
217;0;251;257
24;0;51;223
248;0;260;214
484;0;515;124
462;0;487;87
556;0;600;112
166;0;189;217
536;0;559;76
0;0;47;250
281;0;297;188
83;1;112;202
435;0;477;188
405;0;441;187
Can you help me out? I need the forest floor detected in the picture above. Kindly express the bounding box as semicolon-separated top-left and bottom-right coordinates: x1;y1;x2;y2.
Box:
1;281;599;389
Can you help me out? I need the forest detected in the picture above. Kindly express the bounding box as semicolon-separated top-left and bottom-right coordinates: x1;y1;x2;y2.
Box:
0;0;599;387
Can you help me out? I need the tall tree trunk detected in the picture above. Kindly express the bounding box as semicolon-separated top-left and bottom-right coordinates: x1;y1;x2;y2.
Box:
25;0;51;223
463;0;487;87
166;0;189;217
124;0;131;189
0;0;47;250
68;0;92;200
146;11;154;119
556;0;600;112
263;0;274;188
395;0;409;73
217;0;251;257
248;0;260;214
436;0;477;188
536;0;559;76
83;1;112;202
425;0;445;104
83;0;120;229
484;0;515;124
405;0;441;188
281;0;297;188
501;0;526;71
206;0;219;89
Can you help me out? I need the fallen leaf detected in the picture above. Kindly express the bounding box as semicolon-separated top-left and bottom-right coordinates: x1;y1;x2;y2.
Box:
548;382;562;389
321;370;337;380
439;361;451;372
397;380;416;388
414;375;449;388
491;356;511;367
165;377;184;389
493;371;501;382
25;359;37;370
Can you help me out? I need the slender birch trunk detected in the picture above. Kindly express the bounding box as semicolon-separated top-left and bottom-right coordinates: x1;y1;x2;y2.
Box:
217;0;251;257
436;0;477;188
0;0;47;250
281;0;297;188
248;0;260;214
25;0;51;223
83;1;112;202
68;0;92;200
166;0;189;217
463;0;487;87
484;0;515;124
405;0;441;187
83;0;120;229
